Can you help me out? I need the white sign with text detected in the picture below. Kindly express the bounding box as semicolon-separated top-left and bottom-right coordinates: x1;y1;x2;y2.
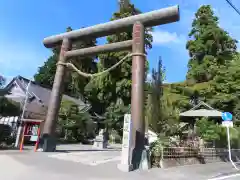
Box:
222;121;233;128
120;114;133;166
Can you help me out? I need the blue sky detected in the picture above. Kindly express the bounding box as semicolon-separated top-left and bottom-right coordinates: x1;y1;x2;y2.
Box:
1;0;240;83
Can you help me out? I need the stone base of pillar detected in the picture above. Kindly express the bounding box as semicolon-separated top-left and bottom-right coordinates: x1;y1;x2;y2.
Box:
39;134;56;152
139;148;151;170
132;147;150;171
117;163;133;172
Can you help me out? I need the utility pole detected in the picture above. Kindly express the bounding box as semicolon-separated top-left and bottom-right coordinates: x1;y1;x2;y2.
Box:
15;80;31;148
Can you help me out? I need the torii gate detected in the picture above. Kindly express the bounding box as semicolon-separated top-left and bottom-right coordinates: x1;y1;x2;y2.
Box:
41;5;180;170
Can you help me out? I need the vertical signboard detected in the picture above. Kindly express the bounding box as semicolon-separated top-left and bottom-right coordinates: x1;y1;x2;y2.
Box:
118;114;133;171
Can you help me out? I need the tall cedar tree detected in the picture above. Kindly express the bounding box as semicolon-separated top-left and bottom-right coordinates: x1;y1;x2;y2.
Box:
34;27;97;98
84;1;153;132
147;57;165;133
145;57;180;135
186;5;237;83
209;53;240;124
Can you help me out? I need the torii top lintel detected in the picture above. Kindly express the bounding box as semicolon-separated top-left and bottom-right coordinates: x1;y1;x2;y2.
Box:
43;5;180;48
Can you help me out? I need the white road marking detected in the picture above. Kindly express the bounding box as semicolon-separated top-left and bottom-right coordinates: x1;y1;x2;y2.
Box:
208;173;240;180
89;156;121;166
48;152;121;166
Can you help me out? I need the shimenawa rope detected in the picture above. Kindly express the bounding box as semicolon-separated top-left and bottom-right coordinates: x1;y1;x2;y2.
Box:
57;53;146;78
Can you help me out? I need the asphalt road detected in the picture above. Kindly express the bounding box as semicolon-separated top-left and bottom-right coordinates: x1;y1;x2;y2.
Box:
208;173;240;180
1;144;240;180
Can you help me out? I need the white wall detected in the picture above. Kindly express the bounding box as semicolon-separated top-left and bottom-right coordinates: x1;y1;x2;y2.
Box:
0;116;19;127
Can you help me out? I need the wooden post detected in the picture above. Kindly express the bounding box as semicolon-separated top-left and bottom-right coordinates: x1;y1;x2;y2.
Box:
131;22;149;170
19;123;26;152
41;38;71;152
34;125;41;152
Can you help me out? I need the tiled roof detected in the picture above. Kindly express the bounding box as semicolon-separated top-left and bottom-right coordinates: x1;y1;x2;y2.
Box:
5;76;90;119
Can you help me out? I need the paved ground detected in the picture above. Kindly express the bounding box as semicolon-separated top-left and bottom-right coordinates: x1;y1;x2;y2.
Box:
1;144;240;180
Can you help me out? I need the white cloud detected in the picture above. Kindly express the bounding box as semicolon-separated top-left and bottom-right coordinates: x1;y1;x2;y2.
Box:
150;29;188;60
146;73;169;83
152;30;186;45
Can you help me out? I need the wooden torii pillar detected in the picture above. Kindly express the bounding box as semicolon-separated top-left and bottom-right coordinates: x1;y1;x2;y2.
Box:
41;5;180;170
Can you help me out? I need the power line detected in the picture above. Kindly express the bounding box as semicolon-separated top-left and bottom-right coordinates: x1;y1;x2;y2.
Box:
225;0;240;16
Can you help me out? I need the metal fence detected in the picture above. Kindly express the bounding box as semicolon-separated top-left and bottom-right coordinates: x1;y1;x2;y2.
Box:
148;138;240;168
159;145;240;168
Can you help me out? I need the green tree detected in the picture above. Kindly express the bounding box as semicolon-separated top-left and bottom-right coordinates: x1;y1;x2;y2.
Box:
186;5;237;83
34;49;58;89
145;57;180;136
195;118;220;142
146;57;165;133
0;97;21;117
196;118;240;148
0;75;20;117
85;1;153;133
57;100;94;142
183;5;240;131
34;27;97;98
209;53;240;121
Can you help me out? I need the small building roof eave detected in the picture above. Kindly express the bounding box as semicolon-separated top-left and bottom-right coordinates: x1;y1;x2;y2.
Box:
180;109;222;117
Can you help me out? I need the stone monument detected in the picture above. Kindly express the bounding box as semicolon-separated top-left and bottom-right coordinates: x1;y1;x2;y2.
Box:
93;129;108;149
118;114;133;172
